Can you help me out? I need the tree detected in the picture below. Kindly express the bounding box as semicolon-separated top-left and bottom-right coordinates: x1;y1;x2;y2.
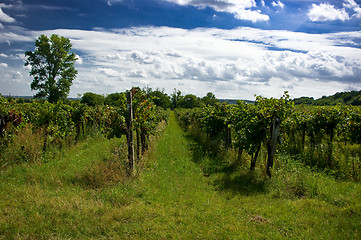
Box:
201;92;218;106
149;89;171;109
179;94;199;109
25;34;78;103
81;92;105;106
171;88;183;109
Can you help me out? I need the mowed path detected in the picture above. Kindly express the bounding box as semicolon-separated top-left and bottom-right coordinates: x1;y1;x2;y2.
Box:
126;112;271;239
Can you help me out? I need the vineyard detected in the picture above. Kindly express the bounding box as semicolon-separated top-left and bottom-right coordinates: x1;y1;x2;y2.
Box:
0;88;167;172
2;89;361;181
1;90;361;238
175;92;361;181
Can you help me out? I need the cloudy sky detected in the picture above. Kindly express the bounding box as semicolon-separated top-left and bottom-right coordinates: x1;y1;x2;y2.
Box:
0;0;361;100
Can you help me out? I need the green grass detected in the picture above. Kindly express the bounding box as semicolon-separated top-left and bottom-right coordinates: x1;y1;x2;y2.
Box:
1;112;361;239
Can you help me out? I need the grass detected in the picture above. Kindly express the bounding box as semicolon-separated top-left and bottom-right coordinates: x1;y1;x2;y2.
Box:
1;112;361;239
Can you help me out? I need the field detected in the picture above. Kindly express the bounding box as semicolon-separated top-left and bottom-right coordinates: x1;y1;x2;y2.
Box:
1;111;360;239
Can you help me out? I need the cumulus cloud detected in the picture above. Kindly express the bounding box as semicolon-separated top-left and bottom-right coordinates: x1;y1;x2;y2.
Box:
162;0;269;22
1;26;361;99
0;62;8;67
308;3;349;22
0;7;15;23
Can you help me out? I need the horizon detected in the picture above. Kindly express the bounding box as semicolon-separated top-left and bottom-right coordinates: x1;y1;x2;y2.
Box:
3;88;359;102
1;0;361;99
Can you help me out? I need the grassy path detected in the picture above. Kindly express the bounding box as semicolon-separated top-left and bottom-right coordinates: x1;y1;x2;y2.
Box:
123;112;361;239
130;112;248;238
1;112;360;239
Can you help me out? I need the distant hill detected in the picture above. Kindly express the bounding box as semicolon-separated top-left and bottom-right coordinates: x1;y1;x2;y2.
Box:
292;90;361;106
219;99;255;104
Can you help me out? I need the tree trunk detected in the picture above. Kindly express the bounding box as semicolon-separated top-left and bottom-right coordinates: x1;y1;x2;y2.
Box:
237;147;243;163
266;118;281;177
141;130;146;154
225;125;231;149
136;128;140;161
250;142;261;171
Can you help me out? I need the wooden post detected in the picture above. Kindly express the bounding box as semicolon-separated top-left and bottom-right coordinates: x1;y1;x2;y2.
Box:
126;91;135;175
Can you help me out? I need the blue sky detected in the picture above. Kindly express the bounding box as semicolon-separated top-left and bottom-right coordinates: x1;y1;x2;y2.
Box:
0;0;361;99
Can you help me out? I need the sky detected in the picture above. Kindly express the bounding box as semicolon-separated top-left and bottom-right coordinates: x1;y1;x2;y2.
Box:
0;0;361;100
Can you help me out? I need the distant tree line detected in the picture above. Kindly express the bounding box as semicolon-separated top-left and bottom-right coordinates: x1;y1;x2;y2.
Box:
293;90;361;106
80;88;219;109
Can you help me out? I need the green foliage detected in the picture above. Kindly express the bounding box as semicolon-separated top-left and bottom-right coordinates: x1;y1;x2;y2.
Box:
293;90;361;106
178;94;199;108
201;92;218;106
1;124;44;165
0;88;168;169
25;34;78;103
171;88;182;109
1;111;361;239
292;96;314;105
104;92;126;107
148;89;172;109
176;92;361;180
81;92;105;106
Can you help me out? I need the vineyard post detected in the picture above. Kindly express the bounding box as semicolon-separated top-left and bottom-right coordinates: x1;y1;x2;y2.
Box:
126;91;135;175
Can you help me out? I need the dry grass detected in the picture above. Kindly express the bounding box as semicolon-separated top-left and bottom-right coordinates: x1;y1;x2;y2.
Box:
1;125;45;167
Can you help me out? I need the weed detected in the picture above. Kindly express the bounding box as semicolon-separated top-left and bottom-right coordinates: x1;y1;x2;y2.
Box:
1;125;44;167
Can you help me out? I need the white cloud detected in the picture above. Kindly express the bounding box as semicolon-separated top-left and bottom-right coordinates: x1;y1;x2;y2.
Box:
1;26;361;99
0;53;7;58
308;3;349;22
344;0;361;18
127;69;146;78
272;1;284;9
98;68;122;77
0;7;15;23
162;0;269;22
261;0;265;7
0;62;8;67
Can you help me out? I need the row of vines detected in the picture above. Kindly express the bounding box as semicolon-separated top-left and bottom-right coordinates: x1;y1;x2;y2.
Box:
175;92;361;180
0;88;167;172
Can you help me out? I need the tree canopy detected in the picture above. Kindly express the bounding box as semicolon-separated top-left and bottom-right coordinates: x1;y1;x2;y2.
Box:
81;92;105;106
25;34;78;103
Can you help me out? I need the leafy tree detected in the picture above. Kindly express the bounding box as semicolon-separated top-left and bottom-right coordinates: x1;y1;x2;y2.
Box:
292;96;314;105
171;88;183;109
25;34;78;103
179;94;199;109
201;92;218;106
149;90;171;109
81;92;105;106
105;92;126;108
